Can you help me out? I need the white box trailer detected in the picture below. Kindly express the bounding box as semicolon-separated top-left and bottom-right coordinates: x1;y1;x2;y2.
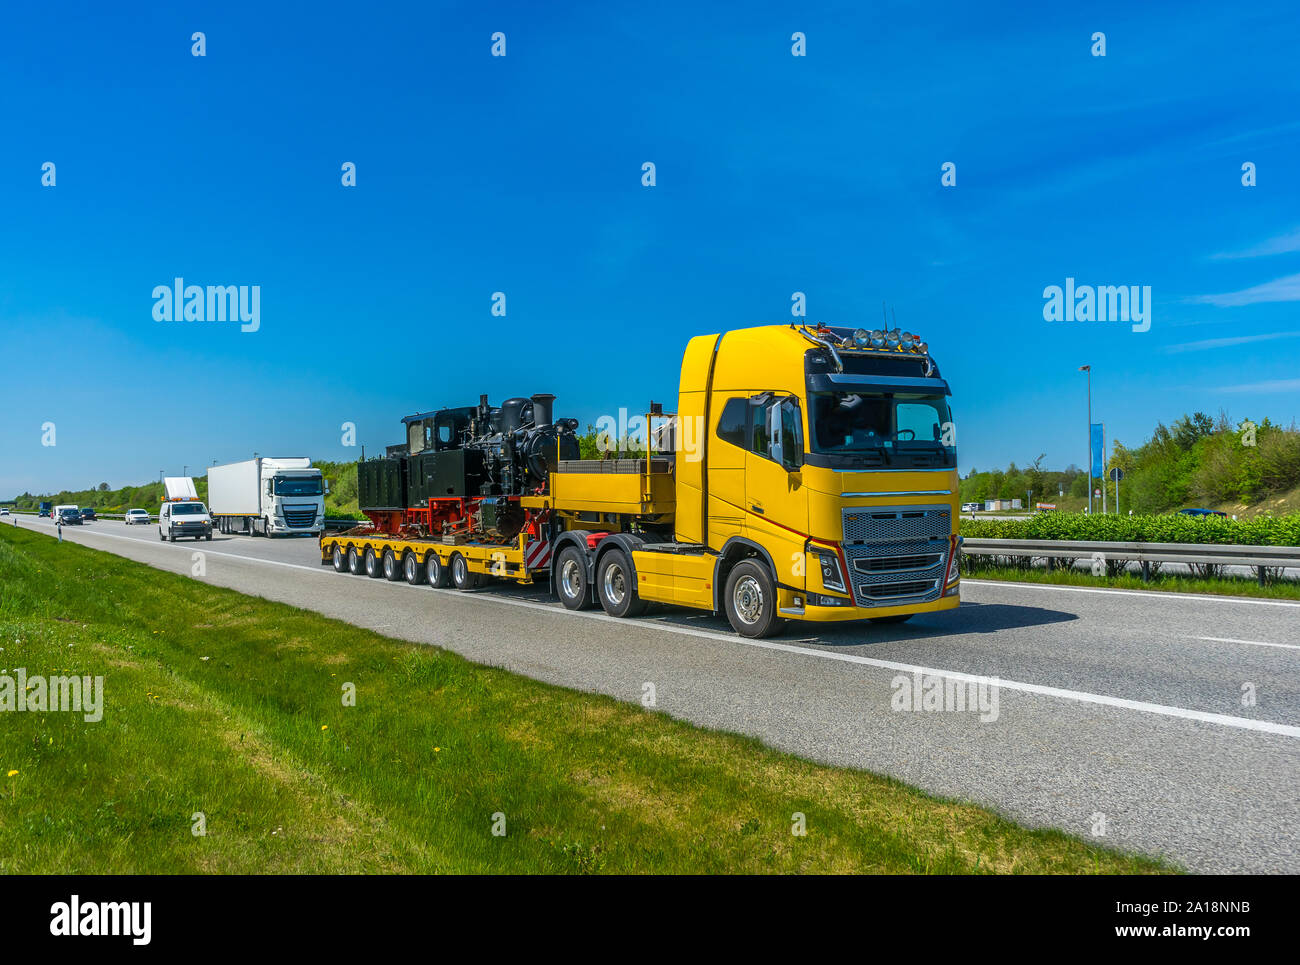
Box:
208;457;326;537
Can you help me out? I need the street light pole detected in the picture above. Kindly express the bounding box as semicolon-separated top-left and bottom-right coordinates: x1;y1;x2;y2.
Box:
1080;365;1092;514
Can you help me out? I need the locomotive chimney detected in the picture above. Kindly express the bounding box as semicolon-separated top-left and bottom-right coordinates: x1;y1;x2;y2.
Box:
530;393;555;428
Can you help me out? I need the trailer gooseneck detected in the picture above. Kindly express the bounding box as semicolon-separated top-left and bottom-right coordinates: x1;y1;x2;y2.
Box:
320;324;960;637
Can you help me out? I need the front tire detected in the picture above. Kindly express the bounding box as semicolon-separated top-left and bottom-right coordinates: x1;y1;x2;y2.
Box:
596;549;647;618
168;527;176;543
554;545;594;610
724;560;786;638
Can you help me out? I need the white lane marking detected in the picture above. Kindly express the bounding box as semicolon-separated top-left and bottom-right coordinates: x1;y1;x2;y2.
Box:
21;521;1300;739
1196;636;1300;652
964;578;1300;609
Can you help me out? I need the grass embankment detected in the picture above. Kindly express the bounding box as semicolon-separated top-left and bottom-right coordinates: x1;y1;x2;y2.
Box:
0;527;1169;874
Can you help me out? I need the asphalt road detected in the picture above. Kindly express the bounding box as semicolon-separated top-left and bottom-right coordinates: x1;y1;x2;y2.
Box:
10;512;1300;873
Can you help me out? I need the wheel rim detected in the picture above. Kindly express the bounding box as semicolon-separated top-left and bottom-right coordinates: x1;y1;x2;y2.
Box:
366;552;377;574
405;555;416;580
384;554;395;578
453;557;467;584
332;546;342;568
602;561;626;606
733;575;764;625
426;556;440;582
561;557;583;599
348;548;358;570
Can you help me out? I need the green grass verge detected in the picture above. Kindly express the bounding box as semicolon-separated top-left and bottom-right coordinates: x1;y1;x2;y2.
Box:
963;562;1300;600
0;527;1171;874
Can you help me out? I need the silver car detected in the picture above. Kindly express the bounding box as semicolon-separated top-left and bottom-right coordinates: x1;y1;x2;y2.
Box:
124;508;151;526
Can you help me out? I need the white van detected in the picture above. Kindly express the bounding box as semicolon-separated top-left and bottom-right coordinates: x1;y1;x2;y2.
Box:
52;504;82;525
158;500;213;542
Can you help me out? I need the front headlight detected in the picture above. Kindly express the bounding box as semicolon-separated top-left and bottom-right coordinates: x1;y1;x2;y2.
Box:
812;546;846;593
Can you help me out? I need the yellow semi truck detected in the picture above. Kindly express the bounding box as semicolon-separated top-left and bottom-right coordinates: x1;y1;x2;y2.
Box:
320;323;960;637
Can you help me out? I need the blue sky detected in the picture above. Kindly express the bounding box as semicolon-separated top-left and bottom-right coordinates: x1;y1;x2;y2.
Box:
3;0;1300;496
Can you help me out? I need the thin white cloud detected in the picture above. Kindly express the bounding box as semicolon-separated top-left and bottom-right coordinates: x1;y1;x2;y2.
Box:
1164;330;1300;353
1192;273;1300;307
1211;228;1300;260
1215;378;1300;394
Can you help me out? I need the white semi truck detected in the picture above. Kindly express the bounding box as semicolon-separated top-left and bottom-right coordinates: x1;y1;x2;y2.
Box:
207;457;327;537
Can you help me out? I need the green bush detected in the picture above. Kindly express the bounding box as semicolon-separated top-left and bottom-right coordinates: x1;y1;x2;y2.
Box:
960;511;1300;546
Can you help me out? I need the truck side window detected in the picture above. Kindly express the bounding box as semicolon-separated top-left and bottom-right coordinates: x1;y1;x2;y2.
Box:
749;401;769;457
716;398;747;448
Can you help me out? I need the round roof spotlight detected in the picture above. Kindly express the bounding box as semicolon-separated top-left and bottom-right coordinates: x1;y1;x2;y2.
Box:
869;329;885;348
917;341;929;354
853;328;871;347
885;330;901;348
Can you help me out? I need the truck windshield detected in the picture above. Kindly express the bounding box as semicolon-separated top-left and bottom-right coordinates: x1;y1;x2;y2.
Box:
274;476;322;496
809;392;955;467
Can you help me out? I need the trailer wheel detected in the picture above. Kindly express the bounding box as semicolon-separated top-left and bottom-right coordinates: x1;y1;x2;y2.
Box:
450;552;481;591
364;547;382;578
382;548;402;581
424;552;451;588
596;549;647;618
554;544;595;610
347;545;363;575
723;560;786;638
331;544;347;573
403;551;424;585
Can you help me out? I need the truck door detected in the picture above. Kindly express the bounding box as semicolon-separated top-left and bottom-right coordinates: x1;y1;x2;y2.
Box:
743;395;808;589
707;396;748;549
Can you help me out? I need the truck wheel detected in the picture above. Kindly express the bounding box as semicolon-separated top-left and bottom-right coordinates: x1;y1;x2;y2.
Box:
724;560;786;638
450;553;481;590
364;547;382;578
347;545;363;575
332;544;347;573
597;549;647;618
168;527;176;543
403;551;424;585
554;545;594;610
382;548;402;581
158;527;164;542
425;552;450;588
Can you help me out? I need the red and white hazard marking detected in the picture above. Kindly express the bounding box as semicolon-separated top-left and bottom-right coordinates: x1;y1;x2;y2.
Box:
524;540;552;569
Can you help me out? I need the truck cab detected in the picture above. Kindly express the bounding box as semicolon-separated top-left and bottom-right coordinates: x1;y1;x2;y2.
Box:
543;324;961;637
260;461;326;535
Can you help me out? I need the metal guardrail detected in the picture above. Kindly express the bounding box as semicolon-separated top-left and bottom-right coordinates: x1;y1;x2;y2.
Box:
9;510;359;531
961;537;1300;583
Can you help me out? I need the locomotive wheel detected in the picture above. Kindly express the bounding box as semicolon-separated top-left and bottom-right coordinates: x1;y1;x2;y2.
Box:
403;551;424;585
554;545;595;610
425;552;451;588
596;549;647;618
450;553;481;590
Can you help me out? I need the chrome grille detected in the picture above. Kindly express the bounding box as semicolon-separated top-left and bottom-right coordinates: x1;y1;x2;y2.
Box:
283;506;318;528
841;504;951;607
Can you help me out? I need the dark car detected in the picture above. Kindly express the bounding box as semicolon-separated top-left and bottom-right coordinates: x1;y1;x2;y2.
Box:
1177;508;1228;518
57;508;83;525
79;507;97;521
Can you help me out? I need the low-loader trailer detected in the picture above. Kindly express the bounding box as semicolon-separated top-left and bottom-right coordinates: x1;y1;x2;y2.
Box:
320;324;960;637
